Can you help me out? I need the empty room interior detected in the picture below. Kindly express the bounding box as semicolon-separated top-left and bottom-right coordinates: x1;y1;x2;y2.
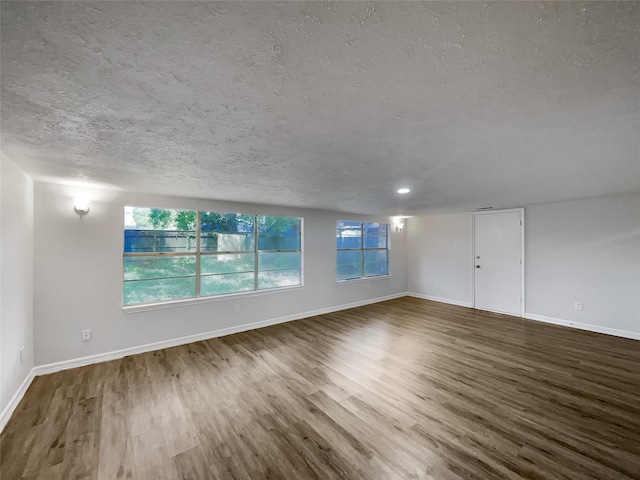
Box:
1;2;639;479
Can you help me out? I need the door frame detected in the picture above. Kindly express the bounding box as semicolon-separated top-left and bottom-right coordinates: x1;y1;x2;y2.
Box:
472;208;525;317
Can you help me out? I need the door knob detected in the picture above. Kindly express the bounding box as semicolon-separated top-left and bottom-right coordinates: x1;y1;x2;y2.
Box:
476;265;480;268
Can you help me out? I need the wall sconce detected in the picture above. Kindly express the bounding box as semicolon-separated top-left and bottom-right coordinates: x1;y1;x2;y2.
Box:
394;222;404;232
74;197;90;219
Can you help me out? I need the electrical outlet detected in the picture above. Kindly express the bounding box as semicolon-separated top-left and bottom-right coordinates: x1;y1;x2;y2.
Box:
574;302;583;311
20;346;24;364
234;304;240;314
82;329;92;341
366;283;371;291
436;282;441;289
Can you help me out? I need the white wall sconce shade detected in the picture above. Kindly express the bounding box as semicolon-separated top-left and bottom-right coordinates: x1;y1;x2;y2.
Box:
74;197;90;218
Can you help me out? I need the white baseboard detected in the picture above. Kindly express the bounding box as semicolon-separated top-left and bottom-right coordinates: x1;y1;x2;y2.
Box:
0;368;36;433
34;293;406;376
406;292;473;308
406;294;639;341
524;313;640;341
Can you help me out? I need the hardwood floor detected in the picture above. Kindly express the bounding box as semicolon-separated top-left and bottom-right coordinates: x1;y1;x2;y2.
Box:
2;297;639;479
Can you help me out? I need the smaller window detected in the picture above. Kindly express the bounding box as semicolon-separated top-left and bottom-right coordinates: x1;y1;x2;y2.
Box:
336;221;389;281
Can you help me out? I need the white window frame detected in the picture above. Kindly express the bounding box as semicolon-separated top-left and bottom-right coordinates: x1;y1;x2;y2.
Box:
336;221;389;282
123;209;303;307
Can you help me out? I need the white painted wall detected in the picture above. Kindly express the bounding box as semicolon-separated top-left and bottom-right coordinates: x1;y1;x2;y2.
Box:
525;193;640;337
406;193;640;339
33;182;407;366
406;213;472;306
1;154;34;416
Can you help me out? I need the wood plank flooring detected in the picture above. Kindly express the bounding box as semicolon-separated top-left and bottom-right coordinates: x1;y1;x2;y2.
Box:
1;297;639;479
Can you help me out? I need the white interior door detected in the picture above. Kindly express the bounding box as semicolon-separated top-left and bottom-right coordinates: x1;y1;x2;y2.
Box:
473;210;523;316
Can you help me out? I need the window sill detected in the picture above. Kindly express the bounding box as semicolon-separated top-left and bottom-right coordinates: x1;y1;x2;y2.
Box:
337;275;391;285
123;284;304;314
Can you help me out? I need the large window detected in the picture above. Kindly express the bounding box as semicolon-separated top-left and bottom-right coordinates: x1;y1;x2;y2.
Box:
336;221;389;281
124;207;302;306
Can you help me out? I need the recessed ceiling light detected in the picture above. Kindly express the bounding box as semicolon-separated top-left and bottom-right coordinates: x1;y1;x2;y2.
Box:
397;188;410;194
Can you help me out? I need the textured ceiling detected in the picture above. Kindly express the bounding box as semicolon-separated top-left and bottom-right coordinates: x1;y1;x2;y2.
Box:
1;1;639;215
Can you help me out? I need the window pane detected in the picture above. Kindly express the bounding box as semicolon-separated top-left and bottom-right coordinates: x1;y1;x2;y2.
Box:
124;230;197;253
124;278;196;305
123;256;197;305
200;213;254;233
258;269;301;289
258;216;301;250
201;232;255;252
258;252;301;288
337;250;362;281
201;272;255;296
258;252;301;271
124;208;197;253
364;250;388;277
258;216;301;233
201;253;254;275
200;212;255;252
337;221;362;249
364;223;388;249
124;256;196;281
258;233;300;251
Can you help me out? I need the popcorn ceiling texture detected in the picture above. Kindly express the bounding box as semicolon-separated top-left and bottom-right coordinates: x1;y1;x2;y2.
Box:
1;1;638;215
